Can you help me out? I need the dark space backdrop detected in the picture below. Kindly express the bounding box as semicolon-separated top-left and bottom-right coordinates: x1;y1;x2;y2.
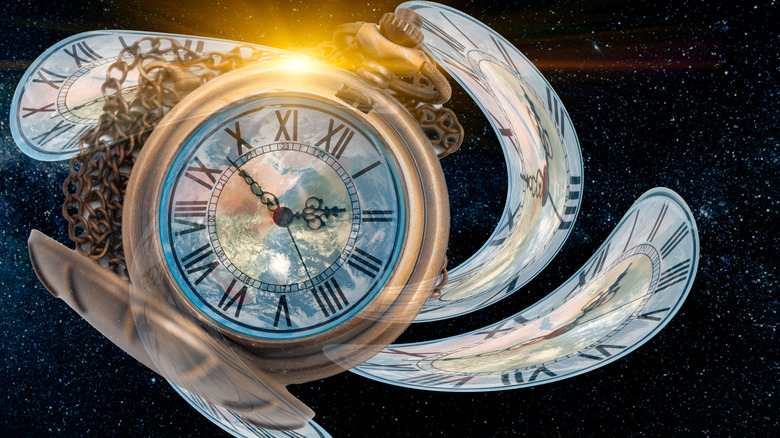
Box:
1;0;776;436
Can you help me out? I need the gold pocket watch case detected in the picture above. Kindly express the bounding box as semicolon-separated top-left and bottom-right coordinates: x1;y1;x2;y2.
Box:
123;59;449;384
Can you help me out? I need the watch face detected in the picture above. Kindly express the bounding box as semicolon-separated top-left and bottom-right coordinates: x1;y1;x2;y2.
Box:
159;95;405;339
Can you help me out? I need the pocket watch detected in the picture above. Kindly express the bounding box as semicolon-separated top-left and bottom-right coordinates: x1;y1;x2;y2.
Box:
25;5;458;430
14;2;700;436
123;56;451;384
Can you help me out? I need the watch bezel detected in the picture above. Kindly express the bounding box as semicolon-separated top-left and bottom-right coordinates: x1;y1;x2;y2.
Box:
123;59;449;383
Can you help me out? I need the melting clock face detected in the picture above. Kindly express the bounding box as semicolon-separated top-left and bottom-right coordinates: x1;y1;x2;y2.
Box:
10;31;298;162
9;2;699;437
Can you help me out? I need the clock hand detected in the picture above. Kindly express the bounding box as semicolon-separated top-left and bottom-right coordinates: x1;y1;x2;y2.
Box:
227;156;280;212
289;197;346;230
286;226;313;282
66;85;140;114
226;159;343;230
226;157;313;280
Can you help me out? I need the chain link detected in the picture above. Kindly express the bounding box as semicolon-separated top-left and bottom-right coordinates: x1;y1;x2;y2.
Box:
63;37;279;277
306;23;463;158
64;20;460;284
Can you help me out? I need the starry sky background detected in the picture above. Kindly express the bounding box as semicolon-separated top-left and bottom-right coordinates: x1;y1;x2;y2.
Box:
1;0;777;436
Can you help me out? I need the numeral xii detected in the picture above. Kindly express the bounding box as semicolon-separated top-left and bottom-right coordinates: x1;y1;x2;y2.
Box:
315;119;353;159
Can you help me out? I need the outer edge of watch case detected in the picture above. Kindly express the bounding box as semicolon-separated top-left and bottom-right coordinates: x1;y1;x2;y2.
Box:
123;59;449;384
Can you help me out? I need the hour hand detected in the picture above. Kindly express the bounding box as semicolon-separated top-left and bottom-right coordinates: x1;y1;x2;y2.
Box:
227;157;280;211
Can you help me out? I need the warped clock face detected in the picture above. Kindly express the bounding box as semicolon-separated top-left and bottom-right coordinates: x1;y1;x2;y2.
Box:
159;96;405;339
9;30;295;162
10;2;704;436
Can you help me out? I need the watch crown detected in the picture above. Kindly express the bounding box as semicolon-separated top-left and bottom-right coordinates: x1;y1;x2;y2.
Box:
379;8;424;48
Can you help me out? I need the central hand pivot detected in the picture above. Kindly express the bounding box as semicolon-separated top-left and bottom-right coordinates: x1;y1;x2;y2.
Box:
274;197;347;229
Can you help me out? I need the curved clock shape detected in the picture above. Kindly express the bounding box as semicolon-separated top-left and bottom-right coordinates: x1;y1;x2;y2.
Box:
352;188;699;390
399;2;585;322
173;385;331;438
9;30;299;161
14;3;701;437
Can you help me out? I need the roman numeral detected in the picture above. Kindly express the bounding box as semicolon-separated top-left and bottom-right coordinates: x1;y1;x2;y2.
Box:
475;321;511;341
183;39;205;53
660;223;689;258
439;11;478;48
578;345;626;361
545;87;566;140
180;243;218;285
22;103;55;118
218;279;248;317
274;109;298;141
577;242;610;288
315;119;353;159
31;120;72;145
485;109;520;153
558;175;581;230
224;121;252;155
401;373;474;388
174;201;207;236
501;371;524;386
351;160;380;179
362;210;393;222
184;157;221;190
648;202;669;241
348;248;383;278
637;307;671;321
528;366;556;382
311;278;348;317
656;259;690;293
565;242;611;301
420;16;465;52
63;42;102;67
273;295;292;327
500;367;558;385
491;35;518;71
475;275;520;308
174;200;207;217
623;209;641;252
32;68;67;90
591;243;611;276
488;200;523;246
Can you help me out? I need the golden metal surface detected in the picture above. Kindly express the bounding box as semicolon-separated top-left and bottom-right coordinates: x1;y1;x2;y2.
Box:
123;60;448;384
28;230;314;430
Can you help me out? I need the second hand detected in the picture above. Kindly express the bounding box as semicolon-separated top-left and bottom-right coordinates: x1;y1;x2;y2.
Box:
287;226;313;282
